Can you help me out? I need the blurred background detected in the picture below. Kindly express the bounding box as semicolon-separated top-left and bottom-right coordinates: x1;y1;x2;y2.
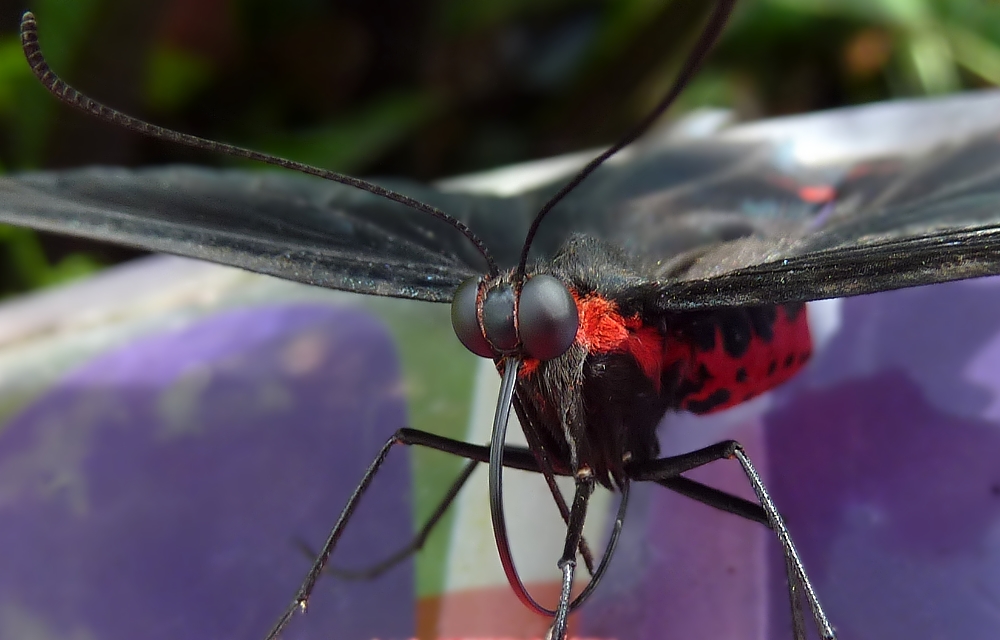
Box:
0;0;997;297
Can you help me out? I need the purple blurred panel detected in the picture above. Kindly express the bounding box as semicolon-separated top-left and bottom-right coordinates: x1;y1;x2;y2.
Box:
0;304;414;640
581;422;770;640
809;278;1000;419
769;279;1000;640
582;277;1000;640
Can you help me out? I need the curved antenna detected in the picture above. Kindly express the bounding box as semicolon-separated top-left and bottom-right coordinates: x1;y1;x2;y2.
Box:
19;11;499;277
515;0;737;281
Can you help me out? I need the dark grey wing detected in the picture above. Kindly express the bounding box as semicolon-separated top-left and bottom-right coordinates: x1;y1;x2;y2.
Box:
0;166;537;302
0;142;793;303
3;91;1000;307
516;141;811;260
647;118;1000;310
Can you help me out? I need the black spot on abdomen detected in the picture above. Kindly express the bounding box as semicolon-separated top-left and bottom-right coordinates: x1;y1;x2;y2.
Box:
685;388;732;414
719;310;752;358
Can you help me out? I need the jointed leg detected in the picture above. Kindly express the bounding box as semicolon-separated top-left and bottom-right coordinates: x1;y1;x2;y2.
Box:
328;431;771;584
274;430;789;640
514;397;597;574
654;475;768;526
627;440;836;640
549;472;595;640
264;427;572;640
309;459;480;581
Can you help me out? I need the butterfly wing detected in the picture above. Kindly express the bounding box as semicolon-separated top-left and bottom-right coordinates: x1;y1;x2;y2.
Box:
0;142;787;302
2;91;1000;307
0;167;529;302
646;115;1000;310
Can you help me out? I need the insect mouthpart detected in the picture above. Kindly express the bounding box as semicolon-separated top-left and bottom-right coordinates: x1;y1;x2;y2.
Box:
451;274;579;361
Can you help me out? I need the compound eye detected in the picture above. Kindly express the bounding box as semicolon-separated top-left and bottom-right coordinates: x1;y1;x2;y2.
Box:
451;277;493;358
518;275;578;361
481;285;518;352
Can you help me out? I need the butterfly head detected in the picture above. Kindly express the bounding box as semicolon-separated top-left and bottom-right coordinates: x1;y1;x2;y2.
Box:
451;272;579;363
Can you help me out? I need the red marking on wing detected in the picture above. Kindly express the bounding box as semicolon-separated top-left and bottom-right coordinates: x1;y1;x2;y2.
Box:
764;176;836;204
668;305;812;414
797;184;835;203
521;293;663;385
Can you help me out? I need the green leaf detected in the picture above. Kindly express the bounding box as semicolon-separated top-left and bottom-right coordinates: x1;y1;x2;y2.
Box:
242;92;439;173
144;46;215;113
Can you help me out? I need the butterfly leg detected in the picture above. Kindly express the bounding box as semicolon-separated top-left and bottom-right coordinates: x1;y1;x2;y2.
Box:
548;472;595;640
296;431;769;587
655;475;768;525
311;433;606;581
628;440;836;640
394;427;598;577
263;427;562;640
299;459;479;581
314;431;770;584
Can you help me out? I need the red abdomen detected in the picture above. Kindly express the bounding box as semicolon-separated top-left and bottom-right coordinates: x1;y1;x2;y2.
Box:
665;303;812;414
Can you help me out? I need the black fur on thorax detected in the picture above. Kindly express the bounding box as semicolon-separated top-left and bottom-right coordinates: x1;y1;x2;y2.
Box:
514;235;672;488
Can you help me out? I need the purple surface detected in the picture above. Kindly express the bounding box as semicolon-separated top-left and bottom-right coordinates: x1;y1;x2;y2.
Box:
581;277;1000;639
768;280;1000;640
0;304;414;640
3;278;1000;640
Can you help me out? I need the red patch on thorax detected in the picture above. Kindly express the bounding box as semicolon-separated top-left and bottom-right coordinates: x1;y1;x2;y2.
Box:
521;292;663;386
520;292;810;415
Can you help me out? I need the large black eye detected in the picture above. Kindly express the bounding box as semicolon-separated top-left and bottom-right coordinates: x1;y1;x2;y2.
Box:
481;285;518;352
451;277;493;357
518;275;578;360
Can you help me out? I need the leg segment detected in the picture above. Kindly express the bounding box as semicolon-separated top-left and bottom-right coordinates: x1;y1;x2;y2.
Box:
549;473;595;640
314;459;480;581
627;440;836;640
263;427;567;640
654;476;768;526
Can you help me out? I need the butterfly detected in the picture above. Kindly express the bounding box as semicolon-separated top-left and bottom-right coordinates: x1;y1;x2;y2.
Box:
3;3;1000;639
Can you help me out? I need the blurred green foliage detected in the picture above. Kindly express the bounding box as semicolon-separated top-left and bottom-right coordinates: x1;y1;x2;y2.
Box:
0;0;997;297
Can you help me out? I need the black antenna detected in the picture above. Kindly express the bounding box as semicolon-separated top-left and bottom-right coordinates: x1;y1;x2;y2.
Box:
18;11;499;278
515;0;738;281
